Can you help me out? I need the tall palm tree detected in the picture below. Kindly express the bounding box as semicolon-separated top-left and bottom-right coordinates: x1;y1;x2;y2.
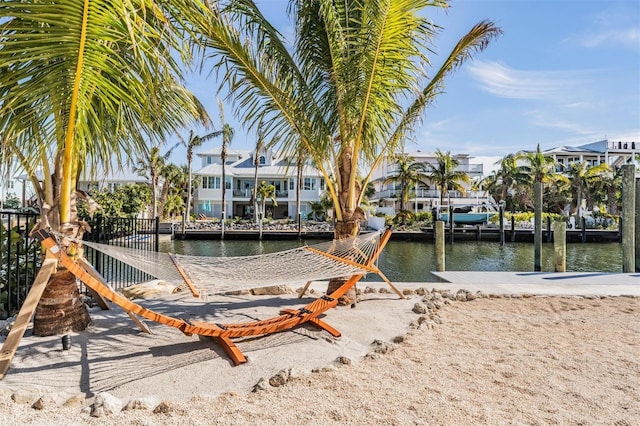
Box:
253;125;265;223
425;150;471;207
382;155;427;212
178;130;219;224
198;0;500;301
199;0;500;239
212;99;234;222
0;1;210;335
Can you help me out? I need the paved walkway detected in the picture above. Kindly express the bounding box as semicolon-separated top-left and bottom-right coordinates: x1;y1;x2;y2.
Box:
421;271;640;296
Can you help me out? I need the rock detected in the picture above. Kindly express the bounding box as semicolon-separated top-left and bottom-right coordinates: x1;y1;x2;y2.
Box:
123;397;159;411
365;352;382;360
119;280;178;300
378;288;392;294
251;285;293;296
252;378;269;392
393;335;406;344
465;292;477;301
288;367;305;380
335;356;352;365
364;286;377;294
269;369;290;387
63;393;87;408
31;395;55;410
415;288;427;296
91;392;123;417
152;401;175;415
371;339;395;354
402;289;415;295
412;303;427;314
12;389;40;405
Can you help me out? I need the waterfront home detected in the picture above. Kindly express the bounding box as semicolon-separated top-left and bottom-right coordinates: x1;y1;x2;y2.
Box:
368;150;488;214
541;139;639;171
192;146;325;220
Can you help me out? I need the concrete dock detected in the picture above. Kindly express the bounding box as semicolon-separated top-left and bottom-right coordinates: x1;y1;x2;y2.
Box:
422;271;639;297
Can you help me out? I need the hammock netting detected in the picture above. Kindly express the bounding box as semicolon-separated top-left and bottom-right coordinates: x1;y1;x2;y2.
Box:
73;231;383;294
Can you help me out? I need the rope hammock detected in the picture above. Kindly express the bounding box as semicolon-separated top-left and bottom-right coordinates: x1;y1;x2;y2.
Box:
65;231;384;295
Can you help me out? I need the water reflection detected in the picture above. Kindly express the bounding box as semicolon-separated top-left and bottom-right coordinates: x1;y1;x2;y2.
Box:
161;239;623;282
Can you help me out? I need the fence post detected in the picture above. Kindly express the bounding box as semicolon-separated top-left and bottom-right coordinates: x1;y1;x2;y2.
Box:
154;216;160;252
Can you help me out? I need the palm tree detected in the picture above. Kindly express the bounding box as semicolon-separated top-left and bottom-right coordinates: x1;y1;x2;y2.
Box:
425;150;471;207
134;145;178;219
0;1;210;335
566;161;611;221
257;181;278;219
516;144;560;210
178;130;219;224
253;126;265;223
382;154;427;212
212;99;234;222
198;0;500;301
199;0;500;238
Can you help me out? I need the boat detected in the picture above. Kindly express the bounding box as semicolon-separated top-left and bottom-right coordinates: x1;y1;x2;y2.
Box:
438;211;497;225
438;205;497;225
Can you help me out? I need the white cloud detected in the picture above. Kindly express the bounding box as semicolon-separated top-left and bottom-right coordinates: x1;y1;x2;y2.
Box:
577;28;640;50
467;60;588;102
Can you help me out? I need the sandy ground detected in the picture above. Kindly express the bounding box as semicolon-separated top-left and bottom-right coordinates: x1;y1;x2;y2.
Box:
0;284;638;425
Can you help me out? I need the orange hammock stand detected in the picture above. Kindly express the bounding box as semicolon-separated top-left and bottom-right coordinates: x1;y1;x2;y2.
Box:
1;228;393;374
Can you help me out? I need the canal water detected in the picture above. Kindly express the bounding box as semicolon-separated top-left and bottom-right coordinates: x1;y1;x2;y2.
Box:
160;239;623;283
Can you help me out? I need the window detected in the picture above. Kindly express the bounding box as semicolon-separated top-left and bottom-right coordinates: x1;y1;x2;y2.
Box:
289;179;295;190
202;176;221;189
259;155;266;165
303;178;316;190
225;176;231;190
320;179;325;191
7;180;14;190
206;156;213;165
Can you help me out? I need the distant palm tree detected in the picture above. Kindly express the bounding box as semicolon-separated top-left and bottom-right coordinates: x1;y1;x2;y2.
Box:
257;181;278;219
212;99;234;221
516;144;561;210
253;126;265;223
425;150;471;207
178;130;219;223
382;155;427;212
135;145;178;218
567;161;611;219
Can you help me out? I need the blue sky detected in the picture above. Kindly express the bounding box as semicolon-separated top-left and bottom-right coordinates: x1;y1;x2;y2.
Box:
174;0;640;172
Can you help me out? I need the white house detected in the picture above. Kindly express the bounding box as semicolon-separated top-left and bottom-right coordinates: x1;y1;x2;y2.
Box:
541;139;639;171
368;150;487;213
192;147;325;220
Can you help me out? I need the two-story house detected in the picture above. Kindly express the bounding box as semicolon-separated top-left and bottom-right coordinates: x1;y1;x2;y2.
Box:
192;147;325;220
541;139;639;171
368;150;487;213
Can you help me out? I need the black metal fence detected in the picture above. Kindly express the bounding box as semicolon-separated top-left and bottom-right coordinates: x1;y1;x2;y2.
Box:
0;213;160;318
0;210;41;318
83;216;160;290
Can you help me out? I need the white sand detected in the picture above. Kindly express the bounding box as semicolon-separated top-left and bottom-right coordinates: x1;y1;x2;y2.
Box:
0;287;638;425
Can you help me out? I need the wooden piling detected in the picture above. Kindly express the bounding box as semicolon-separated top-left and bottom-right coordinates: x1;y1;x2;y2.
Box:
435;221;445;272
621;165;635;272
534;182;542;271
553;221;566;272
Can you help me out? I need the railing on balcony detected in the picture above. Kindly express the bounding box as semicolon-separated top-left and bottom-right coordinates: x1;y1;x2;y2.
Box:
233;189;289;198
373;189;488;200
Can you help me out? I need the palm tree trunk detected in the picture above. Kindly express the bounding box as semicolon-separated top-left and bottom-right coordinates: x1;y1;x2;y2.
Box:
33;269;91;336
326;216;362;306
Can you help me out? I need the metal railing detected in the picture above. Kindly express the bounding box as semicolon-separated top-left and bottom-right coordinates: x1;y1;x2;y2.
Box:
0;212;160;317
0;210;41;318
83;216;160;290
